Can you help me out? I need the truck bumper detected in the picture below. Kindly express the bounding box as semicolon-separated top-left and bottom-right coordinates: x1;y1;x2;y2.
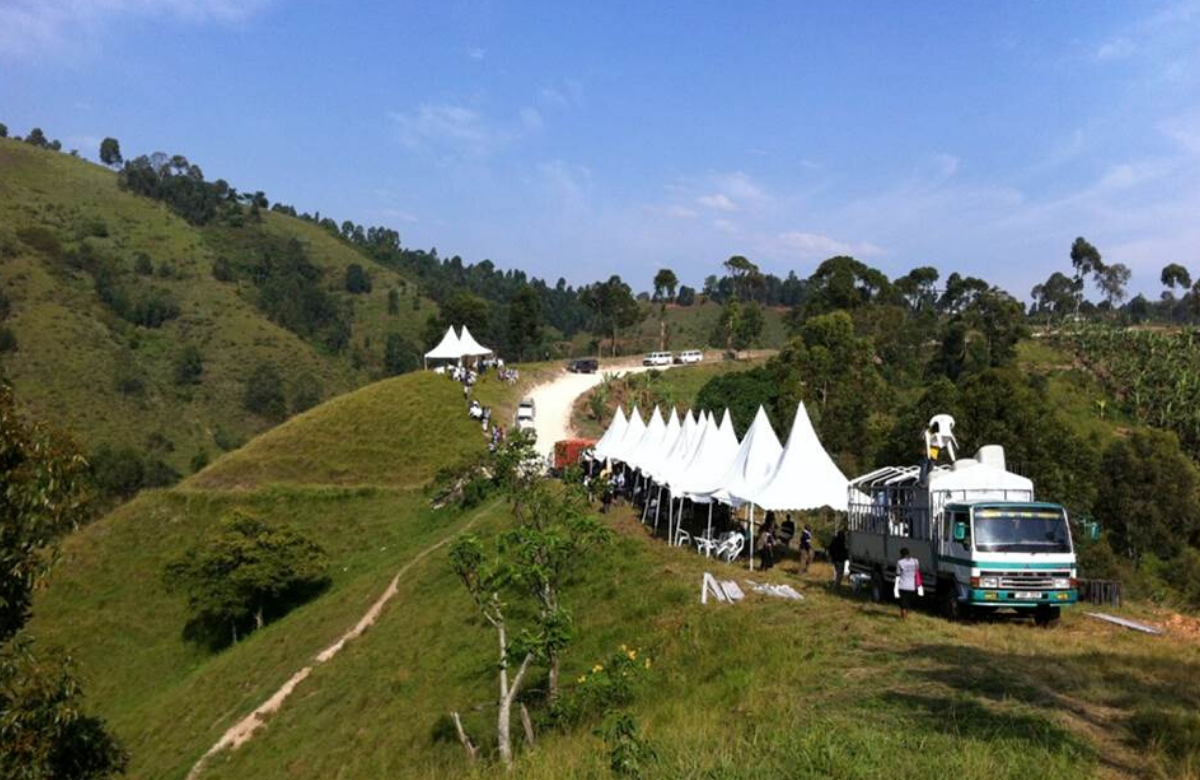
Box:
968;589;1077;607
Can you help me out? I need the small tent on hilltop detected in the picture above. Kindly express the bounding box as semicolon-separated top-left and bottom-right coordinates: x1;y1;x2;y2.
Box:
424;326;462;368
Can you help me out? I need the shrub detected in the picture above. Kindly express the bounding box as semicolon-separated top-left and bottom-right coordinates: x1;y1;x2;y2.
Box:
15;226;62;259
142;458;180;488
244;363;287;421
190;450;210;474
211;257;234;282
344;263;372;294
291;373;323;414
0;328;15;353
383;333;419;376
89;444;146;499
213;427;245;452
549;646;650;728
173;344;203;385
134;252;154;275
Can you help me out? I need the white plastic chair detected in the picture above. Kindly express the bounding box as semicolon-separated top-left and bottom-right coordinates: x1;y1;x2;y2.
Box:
675;528;692;548
715;534;745;563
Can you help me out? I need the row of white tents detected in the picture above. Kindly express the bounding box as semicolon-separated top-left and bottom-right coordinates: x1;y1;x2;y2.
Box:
590;401;851;569
424;325;493;368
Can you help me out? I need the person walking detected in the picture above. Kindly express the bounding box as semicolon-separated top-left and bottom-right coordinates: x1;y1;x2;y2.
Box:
828;529;849;589
798;524;814;572
894;547;923;619
756;515;778;571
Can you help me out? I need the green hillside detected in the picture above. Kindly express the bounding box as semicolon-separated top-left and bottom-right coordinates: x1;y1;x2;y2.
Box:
568;300;789;356
0;138;433;477
29;360;1200;780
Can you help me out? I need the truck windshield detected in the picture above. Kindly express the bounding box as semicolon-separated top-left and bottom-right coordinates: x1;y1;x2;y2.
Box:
973;508;1071;553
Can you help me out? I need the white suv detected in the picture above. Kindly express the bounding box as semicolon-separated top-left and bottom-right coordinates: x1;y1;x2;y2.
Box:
676;349;703;365
643;351;673;367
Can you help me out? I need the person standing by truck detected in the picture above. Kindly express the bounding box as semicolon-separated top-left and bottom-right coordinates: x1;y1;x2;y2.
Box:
828;530;848;589
894;547;923;619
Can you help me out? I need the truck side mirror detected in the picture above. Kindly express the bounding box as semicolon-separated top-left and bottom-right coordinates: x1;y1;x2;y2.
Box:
953;521;967;542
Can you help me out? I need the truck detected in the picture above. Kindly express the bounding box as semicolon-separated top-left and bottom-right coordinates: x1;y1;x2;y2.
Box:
553;438;597;472
846;414;1077;625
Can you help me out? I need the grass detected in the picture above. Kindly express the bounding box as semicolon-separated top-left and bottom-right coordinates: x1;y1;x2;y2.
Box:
1016;339;1133;444
29;356;1200;780
0;138;433;473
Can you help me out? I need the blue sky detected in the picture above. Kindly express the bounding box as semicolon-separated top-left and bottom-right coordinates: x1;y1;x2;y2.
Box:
4;1;1200;299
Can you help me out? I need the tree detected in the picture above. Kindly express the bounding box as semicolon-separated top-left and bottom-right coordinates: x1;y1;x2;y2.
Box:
802;256;893;317
24;128;48;148
580;276;642;357
0;123;7;138
895;266;940;312
723;255;761;301
1098;263;1131;307
676;285;696;306
383;333;418;376
243;363;287;421
98;138;122;167
0;382;127;778
1095;429;1200;566
1031;271;1081;323
164;511;329;645
714;298;742;356
1161;264;1192;297
506;285;543;360
652;268;679;302
1069;237;1105;309
291;373;324;414
173;344;203;386
387;287;400;315
736;300;764;351
344;263;372;294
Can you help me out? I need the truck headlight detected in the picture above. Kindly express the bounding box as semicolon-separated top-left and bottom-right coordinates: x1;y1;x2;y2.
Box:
1052;577;1071;589
978;576;999;589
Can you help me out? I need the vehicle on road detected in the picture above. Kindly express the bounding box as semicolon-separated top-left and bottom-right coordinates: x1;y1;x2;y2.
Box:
516;398;536;434
643;351;673;367
568;358;599;374
675;349;703;364
847;413;1077;626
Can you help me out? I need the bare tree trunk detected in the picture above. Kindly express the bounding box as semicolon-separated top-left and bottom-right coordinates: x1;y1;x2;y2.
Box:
496;622;513;769
520;704;536;746
547;650;560;702
255;605;264;631
451;712;479;764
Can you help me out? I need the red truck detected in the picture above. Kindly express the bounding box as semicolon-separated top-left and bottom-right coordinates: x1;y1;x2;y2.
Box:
553;438;596;472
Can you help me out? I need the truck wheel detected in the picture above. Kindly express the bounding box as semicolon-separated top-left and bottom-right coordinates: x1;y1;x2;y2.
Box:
870;570;885;604
938;579;963;621
1034;605;1061;628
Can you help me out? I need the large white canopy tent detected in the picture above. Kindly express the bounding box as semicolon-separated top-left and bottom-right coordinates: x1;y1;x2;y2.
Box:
423;326;462;368
626;406;666;473
592;406;628;463
670;411;742;548
610;405;646;465
734;402;852;512
457;325;494;358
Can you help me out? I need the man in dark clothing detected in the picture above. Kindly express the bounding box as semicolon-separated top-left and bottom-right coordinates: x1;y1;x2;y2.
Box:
828;529;849;589
799;525;814;572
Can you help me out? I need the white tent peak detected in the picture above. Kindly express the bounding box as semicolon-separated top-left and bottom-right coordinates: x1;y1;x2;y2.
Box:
457;325;493;356
707;405;782;506
627;406;666;470
611;405;647;463
424;326;462;361
735;402;851;511
673;410;740;498
592;406;628;461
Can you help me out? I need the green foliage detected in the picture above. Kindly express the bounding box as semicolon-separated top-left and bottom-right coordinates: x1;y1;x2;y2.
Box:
383;333;419;376
210;257;234;282
695;366;779;436
89;443;182;500
675;285;696;306
0;383;91;643
251;237;350;352
507;284;544;360
163;510;329;647
173;344;203;386
386;287;400;315
243;363;287;421
16;226;63;259
1095;428;1200;565
652;268;678;302
117;153;231;226
550;646;650;727
25;128;49;148
189;450;209;474
290;373;324;415
133;252;153;276
0;639;128;780
597;712;656;779
580;276;642;356
344;263;372;294
1161;263;1192;292
1127;707;1200;765
98;137;122;167
0;327;16;353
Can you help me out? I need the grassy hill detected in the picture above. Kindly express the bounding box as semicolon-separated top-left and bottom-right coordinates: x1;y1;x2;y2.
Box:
0;138;433;476
29;357;1200;780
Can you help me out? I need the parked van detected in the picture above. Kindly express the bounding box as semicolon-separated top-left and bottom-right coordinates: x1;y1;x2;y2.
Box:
675;349;703;364
643;351;673;367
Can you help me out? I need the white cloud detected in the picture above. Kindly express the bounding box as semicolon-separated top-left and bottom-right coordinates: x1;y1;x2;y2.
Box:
519;107;544;131
467;46;486;60
664;205;698;219
1096;38;1136;61
389;103;509;159
774;231;882;259
0;0;272;58
538;79;585;109
696;193;738;212
712;218;738;234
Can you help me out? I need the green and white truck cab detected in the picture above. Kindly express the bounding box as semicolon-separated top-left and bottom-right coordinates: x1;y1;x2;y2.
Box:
846;414;1077;625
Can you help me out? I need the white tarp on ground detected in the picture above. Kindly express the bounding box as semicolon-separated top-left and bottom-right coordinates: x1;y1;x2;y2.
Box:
640;408;680;478
610;405;646;464
734;402;851;512
626;407;666;471
457;325;493;357
424;326;462;361
653;410;700;485
592;406;628;462
673;410;741;499
704;406;782;506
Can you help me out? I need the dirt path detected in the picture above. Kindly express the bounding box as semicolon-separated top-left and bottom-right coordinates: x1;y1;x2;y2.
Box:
185;519;479;779
526;361;665;459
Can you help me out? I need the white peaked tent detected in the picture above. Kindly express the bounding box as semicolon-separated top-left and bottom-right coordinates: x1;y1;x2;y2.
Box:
457;325;493;357
611;406;646;464
641;408;681;480
653;409;698;486
424;326;462;367
592;406;628;462
735;402;851;512
658;412;713;538
707;406;783;507
673;412;739;498
626;407;666;471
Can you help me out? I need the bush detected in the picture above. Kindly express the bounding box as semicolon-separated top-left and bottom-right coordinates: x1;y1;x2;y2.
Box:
291;373;323;414
244;363;287;420
173;344;203;385
134;253;154;275
190;450;209;474
344;263;372;294
89;444;146;499
383;333;419;376
15;226;62;259
213;427;245;452
211;257;234;282
549;646;650;728
142;458;181;489
0;328;15;353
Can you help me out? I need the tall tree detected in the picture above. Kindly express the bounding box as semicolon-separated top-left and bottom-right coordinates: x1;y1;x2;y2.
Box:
1098;263;1131;307
652;268;679;302
98;138;122;167
1031;272;1082;323
1161;264;1192;297
506;284;543;360
580;276;642;357
24;128;48;148
1069;237;1105;310
723;255;761;301
895;266;940;312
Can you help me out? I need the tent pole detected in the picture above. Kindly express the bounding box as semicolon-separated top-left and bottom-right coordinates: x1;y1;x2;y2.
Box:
748;503;755;571
653;486;663;532
677;498;685;546
641;479;652;523
706;502;714;558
